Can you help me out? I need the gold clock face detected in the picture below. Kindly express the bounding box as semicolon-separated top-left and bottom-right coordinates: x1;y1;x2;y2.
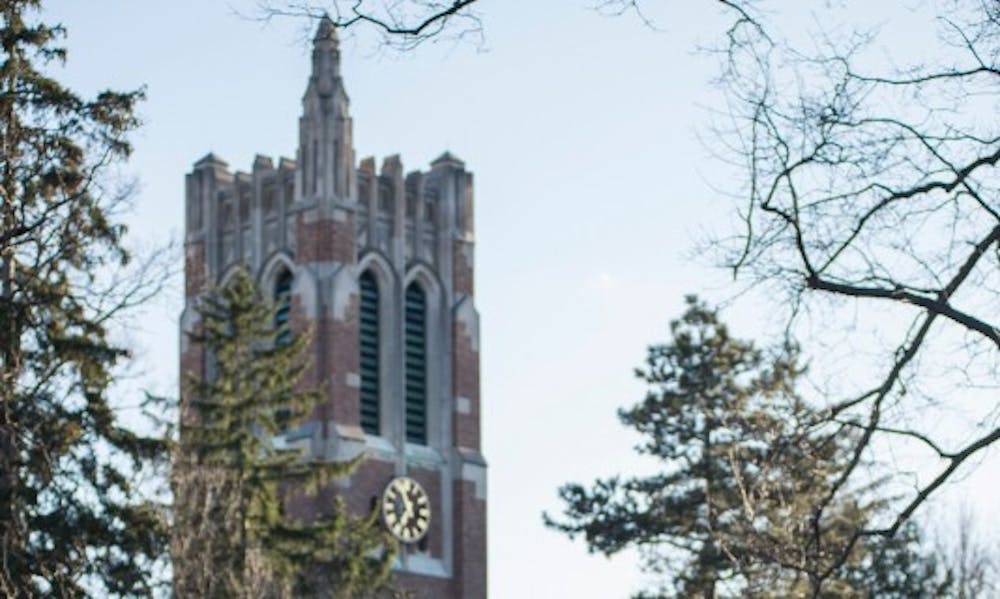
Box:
380;476;431;543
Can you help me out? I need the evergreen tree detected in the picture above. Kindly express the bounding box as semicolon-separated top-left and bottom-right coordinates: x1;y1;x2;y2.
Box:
843;521;952;599
546;297;946;598
546;297;808;597
172;269;396;598
0;2;169;595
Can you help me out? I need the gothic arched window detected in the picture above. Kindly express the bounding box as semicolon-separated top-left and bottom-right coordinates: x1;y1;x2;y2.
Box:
274;269;293;346
359;271;380;435
404;282;427;445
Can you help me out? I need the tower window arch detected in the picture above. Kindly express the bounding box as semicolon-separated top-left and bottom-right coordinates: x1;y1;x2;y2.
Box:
359;270;380;435
404;282;427;445
273;269;293;346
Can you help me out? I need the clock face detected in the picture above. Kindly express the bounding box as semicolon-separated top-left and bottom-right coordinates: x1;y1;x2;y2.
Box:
380;476;431;543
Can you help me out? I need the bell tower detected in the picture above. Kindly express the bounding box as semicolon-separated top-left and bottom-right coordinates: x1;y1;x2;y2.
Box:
180;16;487;598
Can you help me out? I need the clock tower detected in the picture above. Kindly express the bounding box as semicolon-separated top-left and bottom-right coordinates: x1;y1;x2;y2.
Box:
179;17;486;597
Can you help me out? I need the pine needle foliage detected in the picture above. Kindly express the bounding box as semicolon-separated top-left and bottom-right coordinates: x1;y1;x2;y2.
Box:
172;269;396;598
547;296;807;597
0;2;169;595
546;296;948;598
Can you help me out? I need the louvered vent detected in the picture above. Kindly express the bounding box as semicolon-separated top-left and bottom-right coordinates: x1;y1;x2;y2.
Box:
404;282;427;444
359;271;380;435
274;270;293;346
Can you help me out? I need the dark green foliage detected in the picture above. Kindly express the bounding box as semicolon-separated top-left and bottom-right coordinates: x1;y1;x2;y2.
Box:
172;270;396;598
546;296;948;598
0;2;169;595
547;297;805;597
844;522;952;598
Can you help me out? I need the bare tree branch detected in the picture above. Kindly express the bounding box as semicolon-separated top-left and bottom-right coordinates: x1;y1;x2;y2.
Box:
254;0;484;49
711;0;1000;592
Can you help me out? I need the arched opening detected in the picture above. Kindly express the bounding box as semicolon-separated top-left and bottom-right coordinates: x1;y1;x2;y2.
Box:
404;282;427;445
359;270;380;435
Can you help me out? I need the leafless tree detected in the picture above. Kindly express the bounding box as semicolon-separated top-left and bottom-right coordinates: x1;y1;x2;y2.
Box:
703;0;1000;594
934;505;999;599
565;0;1000;593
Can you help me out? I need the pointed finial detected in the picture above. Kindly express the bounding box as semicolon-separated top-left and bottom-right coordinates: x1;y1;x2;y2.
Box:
432;151;465;169
314;15;338;43
309;15;341;93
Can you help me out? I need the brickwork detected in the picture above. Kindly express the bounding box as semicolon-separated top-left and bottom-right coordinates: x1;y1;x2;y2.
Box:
184;241;206;298
321;308;361;426
394;572;455;598
454;480;487;599
453;319;481;451
178;349;202;395
407;467;444;559
284;457;396;523
452;239;474;298
342;458;396;515
297;214;356;264
288;294;334;425
178;340;204;427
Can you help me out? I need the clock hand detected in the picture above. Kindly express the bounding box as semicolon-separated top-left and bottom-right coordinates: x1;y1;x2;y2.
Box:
401;492;414;513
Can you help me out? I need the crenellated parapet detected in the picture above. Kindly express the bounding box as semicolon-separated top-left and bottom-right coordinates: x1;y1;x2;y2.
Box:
183;152;298;292
185;149;474;292
355;152;473;273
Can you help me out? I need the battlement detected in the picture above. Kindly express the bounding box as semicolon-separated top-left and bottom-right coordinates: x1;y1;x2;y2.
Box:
185;150;473;287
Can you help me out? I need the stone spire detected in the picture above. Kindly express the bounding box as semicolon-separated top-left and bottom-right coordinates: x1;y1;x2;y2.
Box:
299;15;354;203
311;16;340;91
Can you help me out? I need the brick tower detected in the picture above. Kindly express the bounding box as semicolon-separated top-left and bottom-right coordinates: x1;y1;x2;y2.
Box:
179;17;486;598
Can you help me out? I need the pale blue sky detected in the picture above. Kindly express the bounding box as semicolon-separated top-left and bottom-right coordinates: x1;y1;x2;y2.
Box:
46;1;996;597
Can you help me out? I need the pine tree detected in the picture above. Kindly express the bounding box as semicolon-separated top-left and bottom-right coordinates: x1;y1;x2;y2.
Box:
172;269;396;598
843;521;952;598
546;296;810;597
546;296;946;598
0;2;169;595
